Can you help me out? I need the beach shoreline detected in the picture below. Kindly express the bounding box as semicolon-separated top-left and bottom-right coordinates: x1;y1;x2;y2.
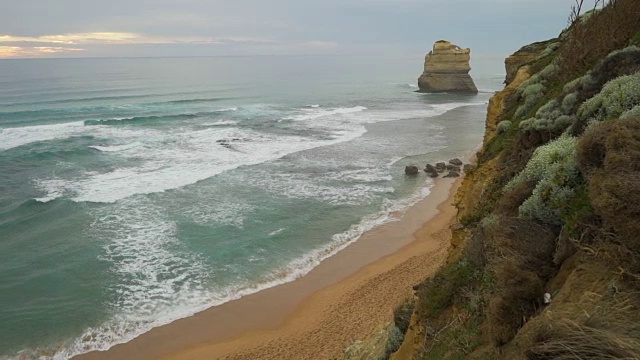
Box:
75;172;464;360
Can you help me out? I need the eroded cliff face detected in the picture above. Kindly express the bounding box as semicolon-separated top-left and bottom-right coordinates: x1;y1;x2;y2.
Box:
418;41;478;93
504;40;556;85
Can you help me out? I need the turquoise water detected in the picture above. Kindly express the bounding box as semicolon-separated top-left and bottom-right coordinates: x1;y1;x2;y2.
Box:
0;56;500;359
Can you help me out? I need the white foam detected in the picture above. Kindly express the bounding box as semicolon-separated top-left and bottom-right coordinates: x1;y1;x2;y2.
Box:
0;121;85;150
216;107;238;112
269;228;285;236
249;169;394;206
89;143;141;152
204;120;239;126
45;198;215;360
27;101;479;204
37;125;369;203
308;104;320;108
284;106;367;121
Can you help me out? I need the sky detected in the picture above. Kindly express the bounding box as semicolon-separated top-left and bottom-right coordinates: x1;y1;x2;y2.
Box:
0;0;578;60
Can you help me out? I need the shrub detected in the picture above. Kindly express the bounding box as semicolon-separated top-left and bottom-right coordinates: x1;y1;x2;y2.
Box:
393;300;414;334
505;134;578;191
483;217;557;346
561;92;579;113
605;45;640;59
497;120;512;134
578;72;640;122
416;261;475;319
563;71;595;93
557;0;640;80
535;99;562;119
505;135;580;225
527;296;640;360
541;42;560;57
620;105;640;120
487;265;544;346
382;326;404;359
515;83;546;119
498;181;536;216
577;118;640;247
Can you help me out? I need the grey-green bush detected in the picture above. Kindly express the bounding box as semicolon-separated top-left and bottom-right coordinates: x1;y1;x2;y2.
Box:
505;135;580;225
497;120;513;134
578;72;640;122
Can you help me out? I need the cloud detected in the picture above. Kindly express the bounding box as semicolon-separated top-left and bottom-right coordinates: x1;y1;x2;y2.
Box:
0;46;84;58
0;32;280;58
0;32;275;46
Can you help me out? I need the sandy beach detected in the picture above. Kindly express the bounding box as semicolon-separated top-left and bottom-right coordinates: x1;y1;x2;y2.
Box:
76;176;462;360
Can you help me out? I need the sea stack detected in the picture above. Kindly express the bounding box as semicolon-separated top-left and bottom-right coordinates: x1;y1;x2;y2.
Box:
417;40;478;93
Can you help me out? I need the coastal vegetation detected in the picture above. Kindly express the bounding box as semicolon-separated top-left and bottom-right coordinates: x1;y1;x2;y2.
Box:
350;0;640;358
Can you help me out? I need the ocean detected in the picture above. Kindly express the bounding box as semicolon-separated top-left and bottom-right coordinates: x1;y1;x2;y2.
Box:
0;55;501;359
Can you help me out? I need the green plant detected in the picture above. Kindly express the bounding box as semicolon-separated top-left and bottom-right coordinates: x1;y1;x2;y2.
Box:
620;104;640;120
382;326;404;359
504;135;580;225
578;72;640;122
393;300;415;334
577;118;640;246
416;261;476;319
497;120;512;134
516;83;547;119
562;92;579;113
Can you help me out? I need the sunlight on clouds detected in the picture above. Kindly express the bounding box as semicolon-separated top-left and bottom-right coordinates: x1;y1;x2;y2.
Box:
0;46;84;58
0;32;276;46
0;32;144;45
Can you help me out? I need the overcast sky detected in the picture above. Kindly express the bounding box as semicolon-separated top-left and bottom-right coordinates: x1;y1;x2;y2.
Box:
0;0;577;59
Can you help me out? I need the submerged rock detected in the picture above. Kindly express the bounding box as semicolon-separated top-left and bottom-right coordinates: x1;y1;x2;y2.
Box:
418;41;478;93
425;169;439;178
405;165;420;175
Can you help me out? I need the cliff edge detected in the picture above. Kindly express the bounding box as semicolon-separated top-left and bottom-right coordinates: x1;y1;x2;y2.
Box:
417;40;478;93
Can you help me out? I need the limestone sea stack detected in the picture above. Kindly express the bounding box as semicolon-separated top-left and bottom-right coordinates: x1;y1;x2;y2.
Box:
417;40;478;93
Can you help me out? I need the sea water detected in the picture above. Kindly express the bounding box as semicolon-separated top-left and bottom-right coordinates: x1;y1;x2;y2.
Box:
0;55;501;359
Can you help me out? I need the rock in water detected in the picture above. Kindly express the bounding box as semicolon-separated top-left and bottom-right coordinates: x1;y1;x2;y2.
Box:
418;40;478;93
435;162;447;173
449;158;463;166
444;171;461;178
405;165;420;175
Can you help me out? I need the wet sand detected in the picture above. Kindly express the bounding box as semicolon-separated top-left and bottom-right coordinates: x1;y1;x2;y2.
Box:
76;177;462;360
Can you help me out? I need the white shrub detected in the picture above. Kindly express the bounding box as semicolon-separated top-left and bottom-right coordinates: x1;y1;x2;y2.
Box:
497;120;513;134
511;135;579;225
620;105;640;120
578;72;640;122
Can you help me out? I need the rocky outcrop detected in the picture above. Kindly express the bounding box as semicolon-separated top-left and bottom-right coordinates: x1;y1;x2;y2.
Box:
405;166;419;175
418;41;478;93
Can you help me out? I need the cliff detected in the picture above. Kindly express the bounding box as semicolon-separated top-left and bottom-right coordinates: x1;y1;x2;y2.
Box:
353;1;640;358
418;40;478;93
